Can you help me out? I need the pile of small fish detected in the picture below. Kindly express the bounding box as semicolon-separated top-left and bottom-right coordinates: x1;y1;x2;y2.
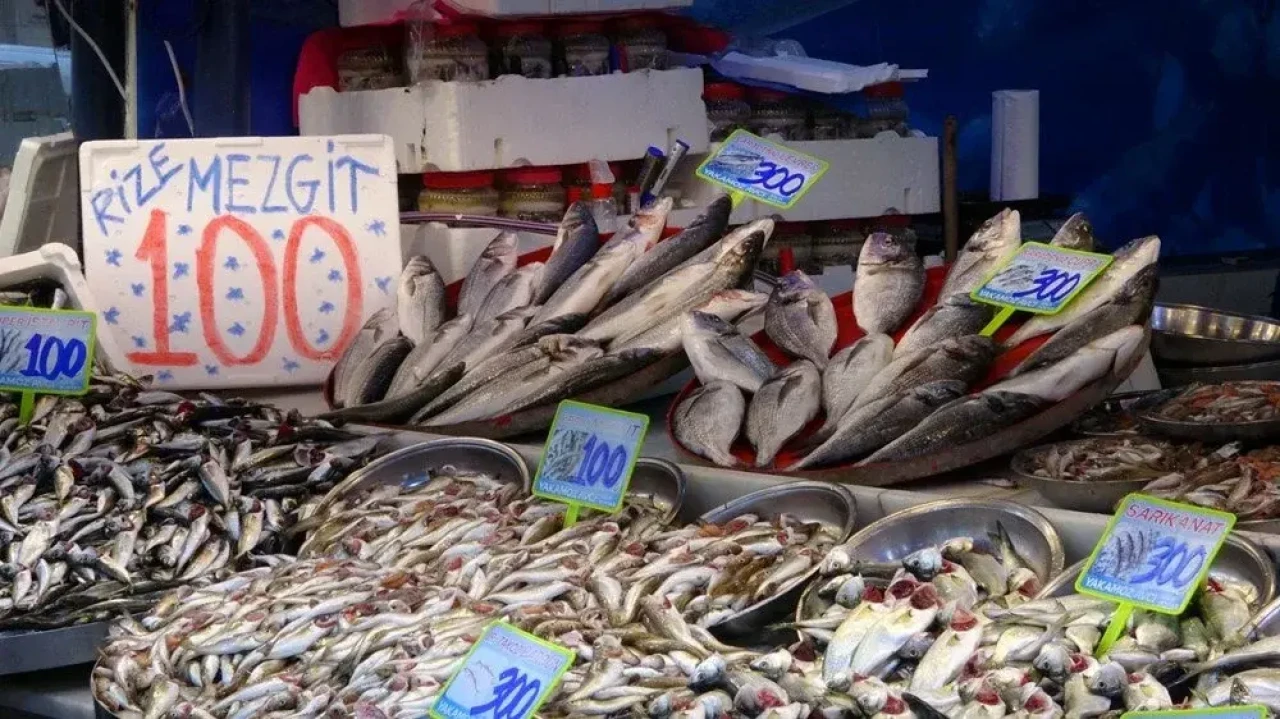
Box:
673;210;1160;470
0;377;385;629
1143;444;1280;519
1148;382;1280;425
327;196;771;427
1018;437;1192;483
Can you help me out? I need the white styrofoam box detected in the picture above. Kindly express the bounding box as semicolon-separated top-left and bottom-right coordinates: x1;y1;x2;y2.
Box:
340;0;689;24
79;135;403;390
0;132;79;258
400;222;553;282
0;242;128;373
673;135;940;223
300;68;709;174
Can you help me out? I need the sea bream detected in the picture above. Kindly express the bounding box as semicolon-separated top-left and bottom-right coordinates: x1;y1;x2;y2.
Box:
672;380;746;467
854;232;926;336
765;270;837;368
681;311;777;393
814;333;894;438
746;360;821;467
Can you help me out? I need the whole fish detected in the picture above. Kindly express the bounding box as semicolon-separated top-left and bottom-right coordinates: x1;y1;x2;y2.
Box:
319;363;464;424
855;232;925;336
1050;212;1096;251
602;194;733;307
532;198;673;325
824;589;896;683
912;609;985;691
1004;235;1161;347
535;202;600;304
939;209;1021;300
503;347;666;415
506;313;590;350
613;290;767;354
765;270;837;367
414;340;555;419
475;261;543;324
854;335;996;410
746;360;821;467
817;334;894;435
395;255;446;345
681;311;777;392
894;295;995;359
331;308;397;407
793;380;966;470
862;391;1045;463
673;381;745;467
986;325;1146;402
458;232;518;318
342;336;414;407
850;585;941;675
434;306;535;373
1010;266;1156;376
384;314;470;399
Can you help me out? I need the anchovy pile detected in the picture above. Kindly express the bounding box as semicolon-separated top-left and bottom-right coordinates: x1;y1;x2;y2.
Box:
327;196;772;427
0;377;385;629
672;209;1160;470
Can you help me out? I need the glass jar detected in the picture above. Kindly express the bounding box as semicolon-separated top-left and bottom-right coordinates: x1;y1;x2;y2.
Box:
809;103;846;141
704;82;750;142
564;162;628;207
418;171;500;215
760;222;813;275
613;15;668;72
407;22;489;83
499;166;566;222
813;220;866;269
748;88;809;142
857;82;910;137
337;45;402;91
492;22;553;79
556;20;611;77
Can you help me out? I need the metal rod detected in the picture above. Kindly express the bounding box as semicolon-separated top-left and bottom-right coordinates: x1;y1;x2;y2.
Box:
943;115;960;262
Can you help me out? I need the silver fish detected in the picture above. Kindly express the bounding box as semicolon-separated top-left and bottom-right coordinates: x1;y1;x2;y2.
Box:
895;295;995;359
855;335;996;410
746;360;821;467
1049;212;1096;251
458;232;518;319
613;290;768;354
863;390;1045;464
986;325;1146;402
536;202;600;305
855;232;925;335
384;314;470;399
673;381;745;468
331;308;397;408
681;311;777;393
342;336;414;407
765;270;837;368
503;347;665;415
434;306;535;373
319;363;464;424
396;255;446;345
602;194;733;307
475;261;543;324
939;209;1021;300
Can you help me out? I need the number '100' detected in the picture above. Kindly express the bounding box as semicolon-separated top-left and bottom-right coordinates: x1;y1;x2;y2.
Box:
21;333;87;381
573;435;628;488
128;209;364;368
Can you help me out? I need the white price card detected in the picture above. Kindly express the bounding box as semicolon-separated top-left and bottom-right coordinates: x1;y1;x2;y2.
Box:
696;129;829;209
533;400;649;516
1077;494;1234;614
972;242;1114;315
430;622;573;719
78;135;401;389
0;307;95;395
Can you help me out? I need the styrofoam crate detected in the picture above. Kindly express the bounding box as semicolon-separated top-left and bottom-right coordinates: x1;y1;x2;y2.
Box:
0;131;79;258
340;0;690;24
671;135;941;223
300;68;709;173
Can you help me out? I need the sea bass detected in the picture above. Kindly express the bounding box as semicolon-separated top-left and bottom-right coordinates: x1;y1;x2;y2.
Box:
1050;213;1096;251
535;203;600;304
458;232;518;318
385;314;470;399
475;261;543;324
855;232;925;335
602;194;733;306
987;325;1146;401
854;335;996;410
895;295;995;359
862;391;1045;464
817;334;895;435
396;255;446;345
331;308;398;408
613;290;767;354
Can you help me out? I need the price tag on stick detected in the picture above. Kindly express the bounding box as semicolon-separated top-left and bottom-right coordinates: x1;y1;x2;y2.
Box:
696;129;830;210
1077;494;1235;656
430;621;573;719
0;307;97;424
533;400;650;527
970;242;1114;337
1122;706;1268;719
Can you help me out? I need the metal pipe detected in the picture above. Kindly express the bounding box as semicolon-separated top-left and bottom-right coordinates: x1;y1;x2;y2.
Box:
942;115;959;262
193;0;251;137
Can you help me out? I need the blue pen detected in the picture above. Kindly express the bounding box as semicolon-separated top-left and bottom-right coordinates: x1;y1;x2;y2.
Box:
644;140;689;206
635;146;665;207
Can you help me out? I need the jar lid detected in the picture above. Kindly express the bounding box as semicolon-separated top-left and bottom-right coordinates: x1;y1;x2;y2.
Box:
557;19;606;36
566;186;584;203
863;81;904;99
493;21;545;37
423;171;495;189
774;221;809;235
504;166;563;184
435;22;479;39
590;184;612;199
615;14;662;32
747;87;793;103
703;82;746;101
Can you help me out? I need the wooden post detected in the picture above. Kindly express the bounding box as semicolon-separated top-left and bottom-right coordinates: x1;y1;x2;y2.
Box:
943;115;959;262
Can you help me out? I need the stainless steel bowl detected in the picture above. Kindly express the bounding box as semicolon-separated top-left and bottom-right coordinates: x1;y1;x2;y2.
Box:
1152;303;1280;366
0;622;110;675
1010;441;1154;514
700;482;858;639
1037;533;1277;607
629;458;686;523
1157;359;1280;387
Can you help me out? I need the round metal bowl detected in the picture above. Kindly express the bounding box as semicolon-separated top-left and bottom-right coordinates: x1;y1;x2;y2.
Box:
1157;359;1280;387
797;499;1065;626
1070;389;1180;438
699;482;857;639
1037;533;1277;607
1137;411;1280;444
1010;441;1157;514
0;621;110;675
628;458;686;523
1151;303;1280;367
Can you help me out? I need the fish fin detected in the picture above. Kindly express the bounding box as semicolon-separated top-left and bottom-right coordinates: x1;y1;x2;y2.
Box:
1229;677;1252;705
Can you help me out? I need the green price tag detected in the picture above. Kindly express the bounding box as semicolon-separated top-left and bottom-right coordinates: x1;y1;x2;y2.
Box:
696;129;830;210
532;400;649;527
1077;494;1235;656
0;306;97;423
430;621;574;719
1122;706;1268;719
970;242;1114;336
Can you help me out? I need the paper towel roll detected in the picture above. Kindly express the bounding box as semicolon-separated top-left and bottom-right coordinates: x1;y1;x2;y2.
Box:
990;90;1039;201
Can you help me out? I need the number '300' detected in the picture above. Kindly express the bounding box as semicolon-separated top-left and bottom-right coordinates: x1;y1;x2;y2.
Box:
740;161;807;197
1129;536;1206;589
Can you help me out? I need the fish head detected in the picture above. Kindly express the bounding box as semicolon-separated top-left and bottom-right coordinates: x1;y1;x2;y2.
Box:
1032;642;1072;678
859;232;915;266
631;197;675;248
911;380;968;409
1116;264;1159;309
902;547;944;580
964;208;1021;253
1084;661;1126;697
1051;213;1096;250
400;254;436;279
716;224;770;269
683;310;737;339
707;289;770;320
482;231;519;259
909;582;941;609
1112;234;1161;265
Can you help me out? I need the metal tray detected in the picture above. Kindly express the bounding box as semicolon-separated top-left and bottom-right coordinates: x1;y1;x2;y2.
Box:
796;498;1065;626
0;621;109;675
1070;388;1180;438
1157;358;1280;386
1151;303;1280;366
1009;440;1156;514
1138;411;1280;444
698;482;857;639
1037;533;1277;607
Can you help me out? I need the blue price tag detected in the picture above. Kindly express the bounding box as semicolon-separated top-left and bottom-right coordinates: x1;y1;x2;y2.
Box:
430;622;573;719
532;400;649;514
1077;494;1235;615
1122;706;1267;719
695;129;830;210
0;307;96;395
971;242;1113;315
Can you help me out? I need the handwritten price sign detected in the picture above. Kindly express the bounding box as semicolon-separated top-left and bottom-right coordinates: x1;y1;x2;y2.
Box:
78;135;401;389
696;129;829;209
972;242;1113;315
533;400;649;519
1078;494;1234;615
430;622;573;719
